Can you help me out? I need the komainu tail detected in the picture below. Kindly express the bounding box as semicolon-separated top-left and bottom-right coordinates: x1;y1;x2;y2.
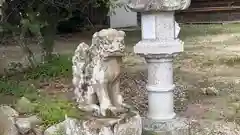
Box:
72;42;92;103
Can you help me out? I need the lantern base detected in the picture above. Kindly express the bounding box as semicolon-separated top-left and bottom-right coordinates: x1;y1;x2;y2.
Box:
143;117;191;135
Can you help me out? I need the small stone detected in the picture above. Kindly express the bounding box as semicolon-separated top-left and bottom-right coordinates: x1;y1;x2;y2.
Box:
0;105;19;135
229;94;240;102
0;105;19;117
15;97;35;114
16;118;31;134
202;110;222;120
28;115;43;127
224;107;237;119
231;102;240;110
234;111;240;120
44;121;65;135
201;87;219;96
15;115;42;134
33;126;44;135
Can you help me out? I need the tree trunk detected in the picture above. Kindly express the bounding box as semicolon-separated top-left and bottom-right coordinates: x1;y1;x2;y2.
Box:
40;23;57;63
13;29;37;68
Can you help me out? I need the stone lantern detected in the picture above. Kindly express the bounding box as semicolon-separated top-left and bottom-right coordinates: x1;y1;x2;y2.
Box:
127;0;191;134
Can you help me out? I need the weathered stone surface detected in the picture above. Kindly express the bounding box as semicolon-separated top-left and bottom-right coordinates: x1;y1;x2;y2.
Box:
27;115;42;126
201;87;219;96
16;119;31;134
15;115;42;134
0;115;19;135
230;102;240;110
44;121;65;135
33;126;44;135
65;111;142;135
143;117;190;135
229;94;240;102
223;106;237;119
114;114;142;135
72;28;126;116
15;97;35;114
71;28;141;135
0;105;19;135
0;0;5;15
65;117;113;135
26;131;36;135
0;105;19;117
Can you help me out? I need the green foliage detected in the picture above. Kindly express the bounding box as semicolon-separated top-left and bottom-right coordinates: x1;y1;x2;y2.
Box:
0;53;81;127
1;54;72;96
0;79;31;96
0;78;82;127
34;96;83;126
1;0;120;64
23;55;72;80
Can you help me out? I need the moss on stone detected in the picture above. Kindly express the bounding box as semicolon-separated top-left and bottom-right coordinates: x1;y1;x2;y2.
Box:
142;130;159;135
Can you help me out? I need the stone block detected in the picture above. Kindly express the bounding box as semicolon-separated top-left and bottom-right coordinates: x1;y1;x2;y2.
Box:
0;105;19;135
16;115;42;134
142;117;191;135
65;111;142;135
15;97;35;114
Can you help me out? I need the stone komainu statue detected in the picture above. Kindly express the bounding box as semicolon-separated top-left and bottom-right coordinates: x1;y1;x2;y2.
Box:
72;28;126;116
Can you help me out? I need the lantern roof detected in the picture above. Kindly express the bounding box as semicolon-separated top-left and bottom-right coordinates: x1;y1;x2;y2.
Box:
127;0;191;12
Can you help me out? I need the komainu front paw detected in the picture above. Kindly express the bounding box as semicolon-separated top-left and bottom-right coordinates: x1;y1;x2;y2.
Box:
78;104;101;116
104;106;128;117
100;104;110;116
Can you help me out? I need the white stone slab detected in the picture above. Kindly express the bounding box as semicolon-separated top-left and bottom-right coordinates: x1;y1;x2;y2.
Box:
134;39;184;55
155;12;175;40
141;14;156;39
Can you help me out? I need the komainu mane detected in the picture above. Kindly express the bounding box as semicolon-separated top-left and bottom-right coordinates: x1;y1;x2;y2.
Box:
72;28;126;116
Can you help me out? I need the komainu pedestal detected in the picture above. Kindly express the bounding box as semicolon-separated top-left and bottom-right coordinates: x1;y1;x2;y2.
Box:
66;28;142;135
65;112;142;135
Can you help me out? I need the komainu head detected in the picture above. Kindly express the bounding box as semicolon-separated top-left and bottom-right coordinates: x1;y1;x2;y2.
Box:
91;28;126;57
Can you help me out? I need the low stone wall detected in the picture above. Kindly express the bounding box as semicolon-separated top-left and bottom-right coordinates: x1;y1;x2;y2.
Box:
176;10;240;23
137;11;240;24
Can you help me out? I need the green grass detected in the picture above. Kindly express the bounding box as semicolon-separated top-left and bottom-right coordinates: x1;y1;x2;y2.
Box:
0;79;83;127
0;54;83;127
0;79;33;97
34;96;84;127
23;54;72;80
